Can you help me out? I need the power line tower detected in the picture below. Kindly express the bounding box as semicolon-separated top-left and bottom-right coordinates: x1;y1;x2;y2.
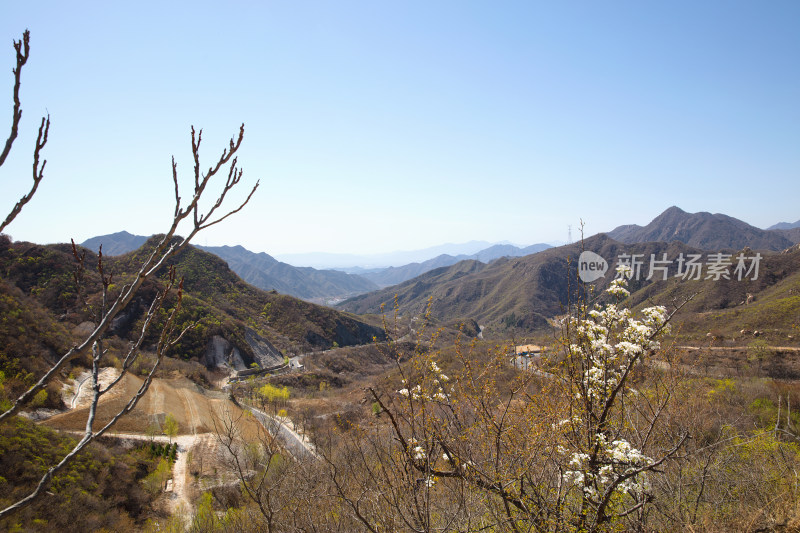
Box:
568;224;572;244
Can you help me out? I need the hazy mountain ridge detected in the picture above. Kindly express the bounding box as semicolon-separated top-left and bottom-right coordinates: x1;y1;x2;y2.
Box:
275;241;498;269
767;219;800;230
607;206;796;250
80;234;378;302
361;243;552;287
80;231;147;255
339;229;800;338
80;233;551;300
198;245;378;301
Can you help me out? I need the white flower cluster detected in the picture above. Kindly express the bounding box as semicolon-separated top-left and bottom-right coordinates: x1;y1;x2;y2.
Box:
397;360;451;403
559;270;665;501
562;435;653;500
570;276;669;404
406;437;427;461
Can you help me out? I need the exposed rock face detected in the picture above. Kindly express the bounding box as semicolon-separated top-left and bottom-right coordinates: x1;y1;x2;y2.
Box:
244;327;284;369
203;329;284;372
204;335;248;371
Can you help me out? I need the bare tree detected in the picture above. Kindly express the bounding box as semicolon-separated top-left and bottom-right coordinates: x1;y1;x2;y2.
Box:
0;30;259;518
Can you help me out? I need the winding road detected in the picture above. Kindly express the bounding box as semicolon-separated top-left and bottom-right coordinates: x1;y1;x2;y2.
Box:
247;406;317;460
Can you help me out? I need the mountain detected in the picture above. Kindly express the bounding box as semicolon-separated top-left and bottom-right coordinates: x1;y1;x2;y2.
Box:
773;227;800;244
767;220;800;230
80;230;147;255
197;245;377;302
274;241;498;269
0;235;385;380
338;233;800;338
338;235;677;331
360;243;552;288
81;233;377;302
607;206;795;251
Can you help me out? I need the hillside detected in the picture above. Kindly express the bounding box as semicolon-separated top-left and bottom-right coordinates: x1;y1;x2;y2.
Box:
0;235;385;386
361;243;552;288
773;227;800;244
339;234;800;339
607;206;795;251
80;233;378;302
45;372;263;437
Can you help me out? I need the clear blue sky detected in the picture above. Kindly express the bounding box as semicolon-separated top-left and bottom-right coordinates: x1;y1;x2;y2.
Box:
1;1;798;255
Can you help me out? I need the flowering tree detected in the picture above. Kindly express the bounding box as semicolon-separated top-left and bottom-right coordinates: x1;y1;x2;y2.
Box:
555;267;689;530
346;267;689;532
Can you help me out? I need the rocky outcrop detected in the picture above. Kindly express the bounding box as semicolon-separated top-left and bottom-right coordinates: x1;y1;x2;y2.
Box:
244;327;284;369
203;335;249;371
203;329;285;373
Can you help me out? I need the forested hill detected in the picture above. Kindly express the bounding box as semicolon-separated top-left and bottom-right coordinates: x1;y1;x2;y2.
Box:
0;235;384;389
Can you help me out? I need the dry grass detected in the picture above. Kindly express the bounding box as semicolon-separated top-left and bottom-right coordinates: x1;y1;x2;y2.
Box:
44;372;263;440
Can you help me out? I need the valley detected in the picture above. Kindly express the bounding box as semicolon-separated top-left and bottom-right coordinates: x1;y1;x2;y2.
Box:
3;207;800;531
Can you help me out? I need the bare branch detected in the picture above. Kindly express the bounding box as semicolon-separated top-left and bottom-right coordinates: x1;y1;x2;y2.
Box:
0;30;30;167
0;277;188;519
0;117;256;518
0;105;49;234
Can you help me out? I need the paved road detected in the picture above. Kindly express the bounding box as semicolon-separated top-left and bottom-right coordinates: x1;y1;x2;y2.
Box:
676;345;800;352
247;406;317;460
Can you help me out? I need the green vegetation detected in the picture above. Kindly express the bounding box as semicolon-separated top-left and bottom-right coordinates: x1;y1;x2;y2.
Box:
0;417;158;531
163;413;179;444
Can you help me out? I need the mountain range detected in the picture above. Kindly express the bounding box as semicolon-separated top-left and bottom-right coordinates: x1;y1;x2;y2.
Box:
81;232;378;303
338;231;800;342
356;243;553;288
197;244;378;301
79;207;798;319
80;233;552;301
274;241;503;269
607;206;799;251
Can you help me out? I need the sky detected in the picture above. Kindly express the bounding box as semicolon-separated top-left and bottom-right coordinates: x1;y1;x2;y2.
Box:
1;1;798;256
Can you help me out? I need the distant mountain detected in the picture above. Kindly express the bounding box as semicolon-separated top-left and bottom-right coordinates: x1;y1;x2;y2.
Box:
339;234;800;338
80;231;147;256
767;220;800;230
361;243;552;288
275;241;498;269
198;245;378;301
607;206;795;251
339;235;691;331
81;233;377;302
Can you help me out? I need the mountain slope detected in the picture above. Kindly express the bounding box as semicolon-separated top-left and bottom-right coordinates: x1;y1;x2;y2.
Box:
361;243;552;288
607;206;794;251
80;233;377;302
1;236;385;378
339;234;798;337
198;245;377;301
772;227;800;244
